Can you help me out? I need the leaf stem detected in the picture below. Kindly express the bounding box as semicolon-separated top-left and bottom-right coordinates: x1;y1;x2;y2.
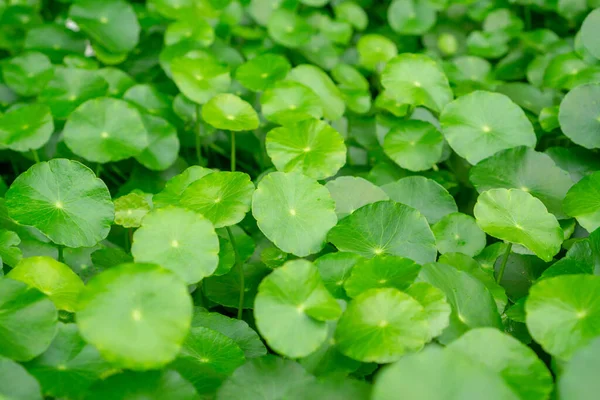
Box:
230;131;236;172
57;245;64;263
95;163;102;178
226;226;244;319
195;105;203;166
31;149;40;163
496;242;512;283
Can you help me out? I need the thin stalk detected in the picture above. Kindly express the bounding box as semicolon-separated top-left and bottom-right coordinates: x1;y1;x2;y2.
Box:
111;165;127;180
230;131;236;172
128;228;134;252
31;149;40;163
496;243;513;283
57;245;64;263
226;226;244;319
195;105;203;165
95;163;102;177
208;144;255;173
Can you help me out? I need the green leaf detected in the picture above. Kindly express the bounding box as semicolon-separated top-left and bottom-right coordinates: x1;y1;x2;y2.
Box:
334;288;430;363
252;172;337;257
153;166;215;208
287;64;345;121
260;81;324;125
325;177;389;219
447;328;553;400
0;104;53;152
63;97;148;163
68;0;140;54
0;356;43;400
0;278;57;361
76;263;192;370
526;274;600;360
372;346;519;400
267;9;313;49
171;57;230;105
217;355;315;400
314;252;362;300
202;93;259;131
581;8;600;60
328;201;436;264
165;18;214;47
383;120;444;172
8;256;84;312
192;307;267;359
135;114;180;171
432;213;486;257
559;337;600;400
5;159;114;248
39;67;108;119
180;171;254;228
388;0;436;35
235;53;291;92
344;255;421;298
474;189;563;261
357;34;398;71
255;260;341;358
172;326;245;395
546;146;600;183
563;170;600;232
470;147;574;218
418;262;502;343
382;176;458;224
0;229;21;268
558;83;600;149
114;192;151;228
406;282;451;340
24;323;111;399
132;207;219;284
266;119;346;180
440;91;536;164
87;370;200;400
381;54;453;113
1;52;53;97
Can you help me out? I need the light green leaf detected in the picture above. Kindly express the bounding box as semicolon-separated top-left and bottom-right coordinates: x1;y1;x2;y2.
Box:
344;255;421;298
432;213;486;257
563;170;600;232
202;93;259;131
325;176;389;219
383;120;444;172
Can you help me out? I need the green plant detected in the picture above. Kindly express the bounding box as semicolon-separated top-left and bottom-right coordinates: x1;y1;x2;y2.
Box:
0;0;600;398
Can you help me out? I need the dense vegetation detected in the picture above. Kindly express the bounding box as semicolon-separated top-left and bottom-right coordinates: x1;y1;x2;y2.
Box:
0;0;600;399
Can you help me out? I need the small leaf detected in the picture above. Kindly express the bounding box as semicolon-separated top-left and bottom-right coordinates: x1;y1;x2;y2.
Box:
114;193;151;228
202;94;259;131
344;255;421;298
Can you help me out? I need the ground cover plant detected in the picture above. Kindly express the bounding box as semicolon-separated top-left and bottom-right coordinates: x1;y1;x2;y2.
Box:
1;0;600;399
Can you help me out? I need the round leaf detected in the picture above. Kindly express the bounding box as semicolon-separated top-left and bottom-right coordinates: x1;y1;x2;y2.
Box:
432;213;486;257
581;9;600;60
0;357;42;400
260;81;323;125
252;172;337;257
165;18;214;47
132;207;219;284
357;34;398;71
171;57;230;105
180;171;254;228
388;0;436;35
0;278;57;361
406;282;451;340
5;159;114;248
563;170;600;232
381;54;453;113
474;189;563;262
328;201;436;264
2;52;53;97
447;328;553;400
217;355;315;400
373;347;519;400
114;192;151;228
202;94;259;131
287;64;345;121
235;53;291;92
440;91;536;164
266;119;346;180
470;147;574;218
267;9;313;49
24;323;111;399
63;97;148;163
344;255;421;298
334;288;429;363
382;176;458;224
135;114;180;171
68;0;140;54
153;166;214;208
314;252;363;300
526;274;600;360
76;263;192;370
559;337;600;400
8;256;84;312
255;260;341;358
383;120;444;172
325;176;389;219
0;103;54;152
